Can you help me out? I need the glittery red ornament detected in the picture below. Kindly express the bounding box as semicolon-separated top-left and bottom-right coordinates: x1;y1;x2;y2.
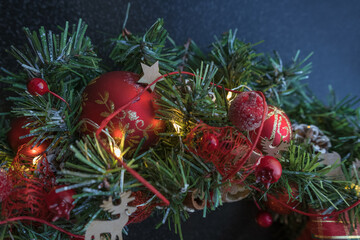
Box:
229;91;268;131
0;170;12;202
46;186;76;222
7;117;49;157
255;156;282;187
127;191;164;224
266;186;298;215
250;105;292;150
185;123;252;178
27;78;49;96
80;71;165;152
256;211;273;228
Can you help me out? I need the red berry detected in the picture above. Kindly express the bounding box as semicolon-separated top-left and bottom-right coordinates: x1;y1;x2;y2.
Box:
255;156;282;186
256;211;273;228
27;78;49;96
229;91;267;131
202;133;219;151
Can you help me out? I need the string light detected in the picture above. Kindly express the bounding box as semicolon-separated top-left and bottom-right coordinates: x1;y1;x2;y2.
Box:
345;183;360;197
226;91;233;101
172;121;181;133
113;145;122;158
32;155;42;165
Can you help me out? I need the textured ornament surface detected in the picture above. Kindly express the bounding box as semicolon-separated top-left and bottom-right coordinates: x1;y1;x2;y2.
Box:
0;170;12;202
250;105;292;150
80;71;165;152
229;91;267;131
46;186;76;222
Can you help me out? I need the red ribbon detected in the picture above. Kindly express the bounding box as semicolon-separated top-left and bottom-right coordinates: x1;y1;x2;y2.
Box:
0;216;84;239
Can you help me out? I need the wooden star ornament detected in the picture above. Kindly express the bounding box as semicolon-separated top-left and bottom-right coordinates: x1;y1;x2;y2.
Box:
138;62;163;91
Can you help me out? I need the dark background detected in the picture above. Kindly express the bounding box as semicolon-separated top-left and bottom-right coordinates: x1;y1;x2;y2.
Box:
1;0;359;239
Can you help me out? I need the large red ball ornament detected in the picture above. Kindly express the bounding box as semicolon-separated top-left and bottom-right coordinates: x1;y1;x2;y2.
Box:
250;105;292;149
229;91;267;131
80;71;165;152
7;117;48;157
46;186;76;222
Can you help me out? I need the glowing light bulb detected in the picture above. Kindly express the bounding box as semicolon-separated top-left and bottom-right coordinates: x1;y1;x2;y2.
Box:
32;155;42;165
113;146;122;158
172;121;181;133
226;92;233;101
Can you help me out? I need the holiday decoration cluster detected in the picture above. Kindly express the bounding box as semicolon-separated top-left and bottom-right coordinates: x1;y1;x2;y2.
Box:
0;14;359;240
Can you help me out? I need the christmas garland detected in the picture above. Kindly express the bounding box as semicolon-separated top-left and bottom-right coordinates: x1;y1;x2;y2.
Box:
0;10;359;240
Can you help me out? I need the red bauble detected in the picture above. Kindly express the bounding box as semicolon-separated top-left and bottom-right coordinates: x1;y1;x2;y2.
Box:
80;71;165;152
256;211;273;228
250;105;292;150
266;186;298;215
46;186;76;222
7;117;49;157
255;156;282;186
229;91;267;131
27;78;49;96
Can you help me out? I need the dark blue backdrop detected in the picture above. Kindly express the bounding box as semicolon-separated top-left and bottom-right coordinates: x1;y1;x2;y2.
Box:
1;0;359;239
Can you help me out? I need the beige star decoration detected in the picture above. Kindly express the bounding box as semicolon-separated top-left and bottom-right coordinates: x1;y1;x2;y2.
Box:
138;62;163;91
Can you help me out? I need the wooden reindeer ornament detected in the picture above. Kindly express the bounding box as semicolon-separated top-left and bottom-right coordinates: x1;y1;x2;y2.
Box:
85;191;137;240
261;137;290;159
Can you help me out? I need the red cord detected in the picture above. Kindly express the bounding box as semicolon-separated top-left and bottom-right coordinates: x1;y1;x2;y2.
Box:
0;216;84;239
250;185;360;217
49;91;71;111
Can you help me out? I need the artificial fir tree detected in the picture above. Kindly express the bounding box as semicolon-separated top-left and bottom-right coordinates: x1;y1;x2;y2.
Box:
0;9;359;240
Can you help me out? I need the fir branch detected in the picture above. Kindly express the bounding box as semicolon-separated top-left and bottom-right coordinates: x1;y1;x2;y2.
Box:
209;29;263;89
109;19;178;73
4;19;102;90
252;50;313;108
289;91;360;163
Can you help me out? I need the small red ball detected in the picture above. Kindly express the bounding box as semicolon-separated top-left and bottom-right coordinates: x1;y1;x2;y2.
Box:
229;91;267;131
27;78;49;96
255;156;282;186
7;117;49;157
256;211;273;228
250;105;292;150
80;71;165;152
46;186;76;222
202;133;219;152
